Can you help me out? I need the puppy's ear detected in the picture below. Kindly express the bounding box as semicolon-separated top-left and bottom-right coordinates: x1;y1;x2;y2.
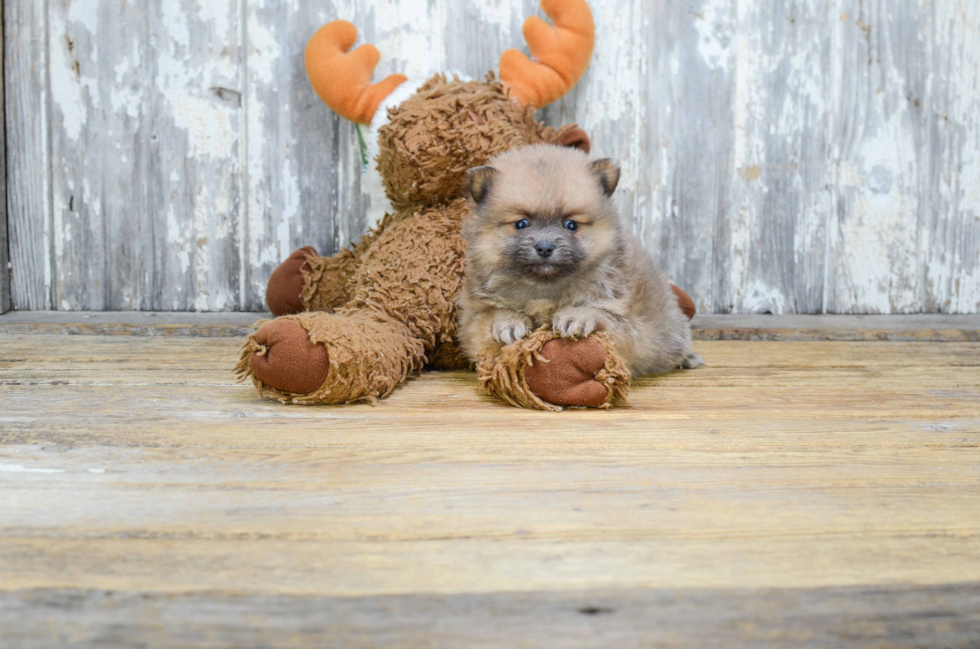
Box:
590;159;620;196
467;166;498;204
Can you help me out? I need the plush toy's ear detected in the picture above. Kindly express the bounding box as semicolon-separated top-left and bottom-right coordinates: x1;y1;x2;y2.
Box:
499;0;595;108
305;21;407;124
468;166;498;204
557;127;590;154
590;159;620;196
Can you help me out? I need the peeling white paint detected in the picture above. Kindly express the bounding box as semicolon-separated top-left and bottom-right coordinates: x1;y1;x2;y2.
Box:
372;0;449;78
158;3;239;161
246;13;282;86
167;204;192;277
836;106;921;313
50;0;101;142
742;280;787;314
694;0;734;72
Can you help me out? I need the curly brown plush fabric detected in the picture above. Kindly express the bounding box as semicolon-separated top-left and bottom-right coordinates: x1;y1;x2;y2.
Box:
241;309;425;404
377;75;575;208
238;199;470;403
266;247;315;316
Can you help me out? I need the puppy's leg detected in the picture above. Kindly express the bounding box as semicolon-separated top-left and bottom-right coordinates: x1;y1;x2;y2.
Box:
492;310;534;345
552;306;605;339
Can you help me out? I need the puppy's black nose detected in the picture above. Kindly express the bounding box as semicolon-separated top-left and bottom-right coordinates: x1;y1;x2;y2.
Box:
535;241;555;258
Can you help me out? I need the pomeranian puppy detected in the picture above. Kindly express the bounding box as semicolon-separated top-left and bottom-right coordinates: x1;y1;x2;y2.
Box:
457;144;703;376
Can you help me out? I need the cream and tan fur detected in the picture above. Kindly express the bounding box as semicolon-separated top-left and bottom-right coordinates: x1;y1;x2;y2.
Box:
458;144;703;376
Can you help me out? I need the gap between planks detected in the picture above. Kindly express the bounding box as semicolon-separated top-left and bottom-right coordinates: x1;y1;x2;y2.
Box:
0;312;978;340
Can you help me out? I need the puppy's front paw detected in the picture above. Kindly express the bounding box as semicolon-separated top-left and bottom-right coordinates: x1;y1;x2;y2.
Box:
553;308;602;339
492;312;533;345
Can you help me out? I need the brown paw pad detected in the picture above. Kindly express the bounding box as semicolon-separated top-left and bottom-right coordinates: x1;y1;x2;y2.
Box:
250;319;329;395
266;246;317;316
525;337;609;407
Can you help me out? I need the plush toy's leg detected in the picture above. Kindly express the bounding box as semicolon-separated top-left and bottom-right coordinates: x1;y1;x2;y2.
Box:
477;330;630;412
235;310;426;404
266;246;360;316
237;201;467;404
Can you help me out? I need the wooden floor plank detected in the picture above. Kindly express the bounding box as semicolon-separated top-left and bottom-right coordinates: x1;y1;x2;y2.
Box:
4;585;980;649
1;330;979;646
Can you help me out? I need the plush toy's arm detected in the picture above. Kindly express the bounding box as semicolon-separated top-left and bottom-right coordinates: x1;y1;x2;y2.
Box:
478;330;630;412
305;21;407;124
672;285;696;320
499;0;595;108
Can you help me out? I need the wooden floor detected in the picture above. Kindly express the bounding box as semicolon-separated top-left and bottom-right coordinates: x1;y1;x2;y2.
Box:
2;315;980;648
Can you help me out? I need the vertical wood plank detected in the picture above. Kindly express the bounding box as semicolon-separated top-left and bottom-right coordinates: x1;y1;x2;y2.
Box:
139;0;244;311
48;0;136;310
242;0;362;311
0;0;8;314
144;0;243;310
922;0;980;313
660;0;737;314
5;0;52;310
726;0;832;314
826;0;930;313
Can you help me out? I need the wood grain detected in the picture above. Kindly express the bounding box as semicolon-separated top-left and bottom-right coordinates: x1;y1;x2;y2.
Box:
0;0;8;315
828;0;925;313
4;585;980;649
5;0;51;310
48;0;138;310
726;0;831;315
1;331;979;645
924;0;980;313
4;0;979;314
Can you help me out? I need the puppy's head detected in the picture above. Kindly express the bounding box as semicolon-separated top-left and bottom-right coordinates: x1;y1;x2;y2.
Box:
464;144;621;283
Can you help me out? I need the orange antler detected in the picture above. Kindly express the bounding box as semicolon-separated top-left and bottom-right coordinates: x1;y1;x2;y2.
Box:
499;0;595;108
304;21;408;124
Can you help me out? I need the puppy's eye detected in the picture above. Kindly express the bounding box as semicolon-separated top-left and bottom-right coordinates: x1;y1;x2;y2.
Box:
563;219;578;232
514;219;530;231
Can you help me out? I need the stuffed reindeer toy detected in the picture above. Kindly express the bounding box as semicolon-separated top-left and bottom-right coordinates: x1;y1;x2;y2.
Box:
236;0;696;410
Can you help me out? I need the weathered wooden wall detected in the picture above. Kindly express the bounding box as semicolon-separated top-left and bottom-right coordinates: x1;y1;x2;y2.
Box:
4;0;979;313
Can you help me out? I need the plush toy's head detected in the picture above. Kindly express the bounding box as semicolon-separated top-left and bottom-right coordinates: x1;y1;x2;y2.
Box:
304;0;596;211
376;75;588;208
